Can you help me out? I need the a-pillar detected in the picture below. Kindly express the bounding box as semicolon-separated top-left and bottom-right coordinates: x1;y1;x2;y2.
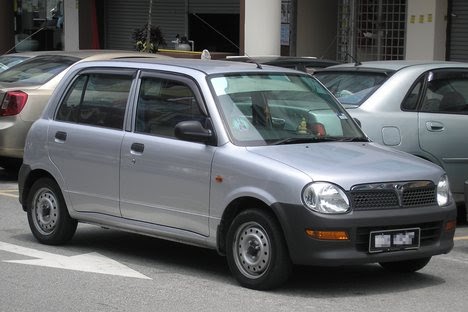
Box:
241;0;281;56
405;0;448;60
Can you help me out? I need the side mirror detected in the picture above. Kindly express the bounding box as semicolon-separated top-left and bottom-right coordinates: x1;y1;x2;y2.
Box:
174;120;214;144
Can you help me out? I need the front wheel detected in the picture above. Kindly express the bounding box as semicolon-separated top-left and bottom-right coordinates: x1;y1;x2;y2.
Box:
379;257;432;273
27;178;77;245
226;209;292;290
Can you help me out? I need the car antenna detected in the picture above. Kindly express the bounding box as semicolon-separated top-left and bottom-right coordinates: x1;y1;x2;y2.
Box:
1;26;47;55
345;52;362;66
192;13;263;69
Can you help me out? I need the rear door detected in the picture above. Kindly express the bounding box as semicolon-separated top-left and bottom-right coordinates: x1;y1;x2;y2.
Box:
119;72;215;236
48;68;136;216
418;69;468;198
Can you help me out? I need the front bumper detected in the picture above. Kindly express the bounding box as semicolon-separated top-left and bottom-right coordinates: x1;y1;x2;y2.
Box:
272;202;457;266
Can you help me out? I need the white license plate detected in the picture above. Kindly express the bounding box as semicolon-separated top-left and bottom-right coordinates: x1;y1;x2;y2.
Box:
369;228;420;253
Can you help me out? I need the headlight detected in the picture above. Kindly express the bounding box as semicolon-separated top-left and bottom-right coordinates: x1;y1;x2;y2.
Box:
302;182;350;214
437;174;451;206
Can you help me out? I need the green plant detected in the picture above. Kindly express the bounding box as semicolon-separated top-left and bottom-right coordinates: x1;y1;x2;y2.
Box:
132;24;166;53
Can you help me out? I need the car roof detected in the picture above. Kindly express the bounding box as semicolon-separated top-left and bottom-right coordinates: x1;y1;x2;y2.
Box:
76;57;304;75
317;60;468;73
226;55;339;67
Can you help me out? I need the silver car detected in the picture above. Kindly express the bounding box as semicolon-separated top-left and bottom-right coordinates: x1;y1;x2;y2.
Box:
19;59;456;290
314;61;468;213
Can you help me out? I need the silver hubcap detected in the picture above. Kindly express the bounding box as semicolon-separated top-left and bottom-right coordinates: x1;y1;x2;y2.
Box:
233;222;271;279
32;188;59;235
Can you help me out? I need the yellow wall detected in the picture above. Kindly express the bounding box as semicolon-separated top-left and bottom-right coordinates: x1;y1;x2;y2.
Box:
406;0;448;60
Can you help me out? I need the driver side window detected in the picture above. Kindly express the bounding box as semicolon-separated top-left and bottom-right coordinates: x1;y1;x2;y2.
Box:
135;77;205;137
421;75;468;114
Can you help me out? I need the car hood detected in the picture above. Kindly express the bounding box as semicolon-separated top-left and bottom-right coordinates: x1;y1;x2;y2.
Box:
246;142;444;190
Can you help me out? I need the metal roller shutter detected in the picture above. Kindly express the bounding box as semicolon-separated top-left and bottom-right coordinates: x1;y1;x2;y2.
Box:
104;0;186;50
448;0;468;61
188;0;240;14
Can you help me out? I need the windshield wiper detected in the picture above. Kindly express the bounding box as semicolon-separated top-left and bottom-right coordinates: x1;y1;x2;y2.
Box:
338;137;369;142
273;136;368;145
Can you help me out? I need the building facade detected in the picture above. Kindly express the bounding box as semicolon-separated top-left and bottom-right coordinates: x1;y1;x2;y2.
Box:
1;0;468;62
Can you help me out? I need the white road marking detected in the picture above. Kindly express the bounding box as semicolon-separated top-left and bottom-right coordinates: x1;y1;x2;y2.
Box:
454;235;468;241
0;241;151;279
0;190;19;198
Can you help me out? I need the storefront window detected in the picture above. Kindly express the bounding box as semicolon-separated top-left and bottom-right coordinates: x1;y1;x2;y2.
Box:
14;0;63;51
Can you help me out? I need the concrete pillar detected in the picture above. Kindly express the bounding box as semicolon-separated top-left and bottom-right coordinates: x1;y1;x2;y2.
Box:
64;0;80;51
296;0;338;59
0;1;15;54
406;0;448;60
241;0;281;56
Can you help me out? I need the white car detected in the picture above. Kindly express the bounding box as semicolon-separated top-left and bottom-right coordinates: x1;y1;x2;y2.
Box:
314;61;468;219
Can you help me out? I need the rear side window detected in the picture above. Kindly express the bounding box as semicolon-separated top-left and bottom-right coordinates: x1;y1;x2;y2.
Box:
135;77;205;138
56;73;133;129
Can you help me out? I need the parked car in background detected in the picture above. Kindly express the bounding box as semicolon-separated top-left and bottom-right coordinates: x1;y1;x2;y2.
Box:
314;61;468;217
0;50;170;171
19;58;456;290
0;51;73;73
226;56;339;73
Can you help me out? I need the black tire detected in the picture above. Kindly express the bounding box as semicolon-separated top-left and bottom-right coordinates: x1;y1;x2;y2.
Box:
27;178;77;245
226;209;292;290
379;257;432;273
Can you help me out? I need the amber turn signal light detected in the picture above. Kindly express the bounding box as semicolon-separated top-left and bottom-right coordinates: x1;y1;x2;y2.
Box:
305;229;349;241
444;220;457;232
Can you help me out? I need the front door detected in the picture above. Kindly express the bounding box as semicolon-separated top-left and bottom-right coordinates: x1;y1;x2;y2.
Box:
419;69;468;198
119;73;214;236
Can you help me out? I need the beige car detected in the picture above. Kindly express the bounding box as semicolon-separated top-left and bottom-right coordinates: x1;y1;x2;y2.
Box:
0;50;170;171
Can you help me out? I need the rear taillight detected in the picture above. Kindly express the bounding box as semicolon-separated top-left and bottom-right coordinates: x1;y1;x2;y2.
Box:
0;91;28;116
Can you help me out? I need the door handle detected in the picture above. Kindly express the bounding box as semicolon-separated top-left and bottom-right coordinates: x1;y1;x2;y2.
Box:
54;131;67;142
130;143;145;155
425;121;444;132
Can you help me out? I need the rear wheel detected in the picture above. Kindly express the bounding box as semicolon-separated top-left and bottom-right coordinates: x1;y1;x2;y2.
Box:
226;209;292;290
27;178;77;245
379;257;431;273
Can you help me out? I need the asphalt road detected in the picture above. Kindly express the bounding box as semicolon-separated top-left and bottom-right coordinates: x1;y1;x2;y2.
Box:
1;169;467;312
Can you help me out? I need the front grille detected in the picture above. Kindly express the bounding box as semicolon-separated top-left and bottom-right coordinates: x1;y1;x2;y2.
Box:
352;190;399;209
402;187;436;206
350;181;437;210
355;221;442;252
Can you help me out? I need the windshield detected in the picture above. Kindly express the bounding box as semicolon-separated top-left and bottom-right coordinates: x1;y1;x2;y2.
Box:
0;55;78;84
209;73;366;146
314;71;389;106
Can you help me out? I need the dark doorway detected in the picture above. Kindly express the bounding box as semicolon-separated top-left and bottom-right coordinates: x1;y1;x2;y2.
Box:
189;13;239;53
